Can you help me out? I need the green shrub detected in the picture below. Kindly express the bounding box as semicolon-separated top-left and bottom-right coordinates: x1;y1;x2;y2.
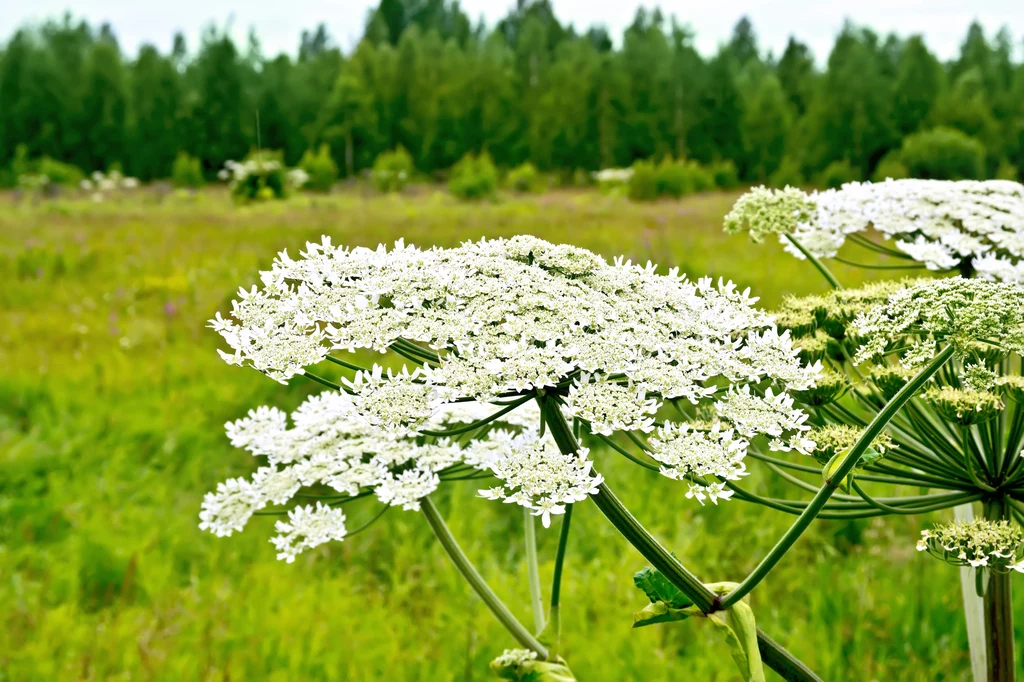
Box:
171;152;205;188
685;160;715;192
506;162;545;193
871;152;909;182
995;160;1019;181
449;152;498;200
769;157;805;188
900;126;985;180
37;157;84;186
223;151;291;202
654;157;690;198
818;160;859;189
710;160;740;189
299;143;339;192
627;160;659;201
372;147;414;193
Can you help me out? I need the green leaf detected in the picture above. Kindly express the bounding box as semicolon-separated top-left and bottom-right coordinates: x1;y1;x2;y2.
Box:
632;600;703;628
707;602;767;682
633;563;693;609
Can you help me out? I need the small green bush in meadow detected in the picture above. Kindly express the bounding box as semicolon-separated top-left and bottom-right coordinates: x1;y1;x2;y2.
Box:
871;152;910;182
710;160;740;189
627;159;659;201
654;157;690;197
223;151;291;202
372;147;414;193
769;157;805;188
818;159;859;189
995;160;1019;181
171;152;205;188
299;143;339;192
900;126;985;180
506;162;545;193
685;160;715;192
38;157;85;186
449;152;498;200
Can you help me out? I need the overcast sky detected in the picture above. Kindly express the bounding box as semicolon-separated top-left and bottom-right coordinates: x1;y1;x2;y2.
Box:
3;0;1022;64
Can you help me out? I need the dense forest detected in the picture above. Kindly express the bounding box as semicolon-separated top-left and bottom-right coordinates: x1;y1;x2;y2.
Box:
1;0;1023;184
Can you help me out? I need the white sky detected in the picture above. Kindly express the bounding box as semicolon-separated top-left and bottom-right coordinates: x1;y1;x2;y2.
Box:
2;0;1022;64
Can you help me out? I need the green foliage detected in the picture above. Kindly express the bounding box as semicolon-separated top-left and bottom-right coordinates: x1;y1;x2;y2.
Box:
871;152;910;182
900;126;986;180
372;146;414;193
996;160;1020;181
299;143;339;192
654;158;690;198
506;162;545;193
627;160;659;201
769;157;805;188
818;160;859;189
171;152;204;188
710;160;740;189
228;151;289;203
37;157;85;186
448;152;498;200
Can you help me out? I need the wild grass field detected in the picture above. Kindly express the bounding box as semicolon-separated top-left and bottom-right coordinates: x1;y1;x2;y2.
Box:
0;187;1008;681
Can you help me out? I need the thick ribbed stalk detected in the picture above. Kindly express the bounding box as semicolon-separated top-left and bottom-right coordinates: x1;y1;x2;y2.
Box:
955;503;988;682
720;345;955;609
523;508;545;633
784;234;843;289
983;497;1015;682
540;397;823;682
421;497;548;658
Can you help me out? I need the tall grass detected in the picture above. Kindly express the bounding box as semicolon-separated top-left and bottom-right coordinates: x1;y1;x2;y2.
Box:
0;189;990;680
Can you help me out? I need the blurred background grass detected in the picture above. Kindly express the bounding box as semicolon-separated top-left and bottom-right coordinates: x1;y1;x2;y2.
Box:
0;188;1002;681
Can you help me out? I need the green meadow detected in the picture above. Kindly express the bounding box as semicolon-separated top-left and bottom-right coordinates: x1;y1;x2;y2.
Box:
0;188;1002;681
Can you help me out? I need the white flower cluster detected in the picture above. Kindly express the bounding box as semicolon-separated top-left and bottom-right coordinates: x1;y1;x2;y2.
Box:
753;179;1024;277
217;158;308;191
917;519;1024;572
593;167;634;185
648;422;748;505
478;430;603;527
853;277;1024;362
210;235;820;513
80;170;140;202
201;388;601;556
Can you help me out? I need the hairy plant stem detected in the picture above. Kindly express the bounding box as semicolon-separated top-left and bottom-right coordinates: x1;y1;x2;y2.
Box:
719;345;955;609
420;496;548;658
540;397;824;682
523;508;545;634
983;497;1016;682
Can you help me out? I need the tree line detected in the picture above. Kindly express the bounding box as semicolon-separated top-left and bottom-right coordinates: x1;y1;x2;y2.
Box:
1;0;1023;184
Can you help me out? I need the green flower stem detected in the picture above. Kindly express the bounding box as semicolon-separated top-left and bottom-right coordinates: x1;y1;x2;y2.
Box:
747;451;962;489
541;398;824;682
784;234;843;290
548;504;574;659
719;345;955;610
594;433;661;471
983;498;1016;682
302;371;343;391
418;393;535;437
524;507;545;634
324;354;370;373
850;480;979;515
420;496;548;658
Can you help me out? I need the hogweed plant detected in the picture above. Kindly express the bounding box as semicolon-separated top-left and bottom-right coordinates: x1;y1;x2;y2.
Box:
727;179;1024;682
201;234;965;681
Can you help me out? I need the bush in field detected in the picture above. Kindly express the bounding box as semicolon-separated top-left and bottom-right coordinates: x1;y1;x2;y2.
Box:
996;160;1020;181
171;152;205;188
769;157;805;188
38;157;85;186
871;152;909;182
818;159;859;189
221;151;296;202
299;143;339;192
685;160;715;192
627;160;659;201
710;160;740;189
654;157;690;198
506;162;545;193
372;147;414;193
900;126;985;180
593;167;632;192
448;152;498;200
